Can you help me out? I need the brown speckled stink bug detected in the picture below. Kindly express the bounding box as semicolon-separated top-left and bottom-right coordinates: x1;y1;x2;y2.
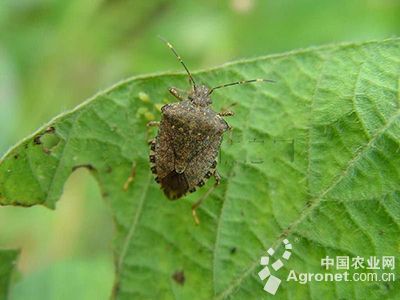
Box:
148;38;273;224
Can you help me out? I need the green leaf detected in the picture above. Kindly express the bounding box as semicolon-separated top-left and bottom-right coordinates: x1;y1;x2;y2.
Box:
1;38;400;299
0;249;19;300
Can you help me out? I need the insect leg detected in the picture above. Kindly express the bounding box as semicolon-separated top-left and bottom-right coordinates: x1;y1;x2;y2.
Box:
191;171;221;225
218;111;235;117
218;102;237;117
169;87;185;101
147;121;160;127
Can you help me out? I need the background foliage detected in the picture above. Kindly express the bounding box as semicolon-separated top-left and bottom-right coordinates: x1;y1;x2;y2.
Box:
0;1;400;299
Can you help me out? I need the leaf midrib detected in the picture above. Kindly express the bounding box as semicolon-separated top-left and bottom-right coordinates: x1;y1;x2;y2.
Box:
116;173;153;278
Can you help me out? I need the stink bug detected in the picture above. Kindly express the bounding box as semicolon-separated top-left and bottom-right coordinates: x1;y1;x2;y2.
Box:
148;38;273;224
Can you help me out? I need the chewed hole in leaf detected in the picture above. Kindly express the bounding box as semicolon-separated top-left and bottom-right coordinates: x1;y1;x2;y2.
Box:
33;126;61;154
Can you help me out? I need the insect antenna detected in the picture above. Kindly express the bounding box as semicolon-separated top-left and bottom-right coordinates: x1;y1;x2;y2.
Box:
158;36;197;90
208;78;275;95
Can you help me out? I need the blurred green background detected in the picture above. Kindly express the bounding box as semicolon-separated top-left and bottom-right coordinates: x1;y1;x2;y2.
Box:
0;0;399;299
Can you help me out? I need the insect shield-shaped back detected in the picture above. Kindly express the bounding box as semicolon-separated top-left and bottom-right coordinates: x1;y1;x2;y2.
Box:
148;38;273;222
150;98;228;200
